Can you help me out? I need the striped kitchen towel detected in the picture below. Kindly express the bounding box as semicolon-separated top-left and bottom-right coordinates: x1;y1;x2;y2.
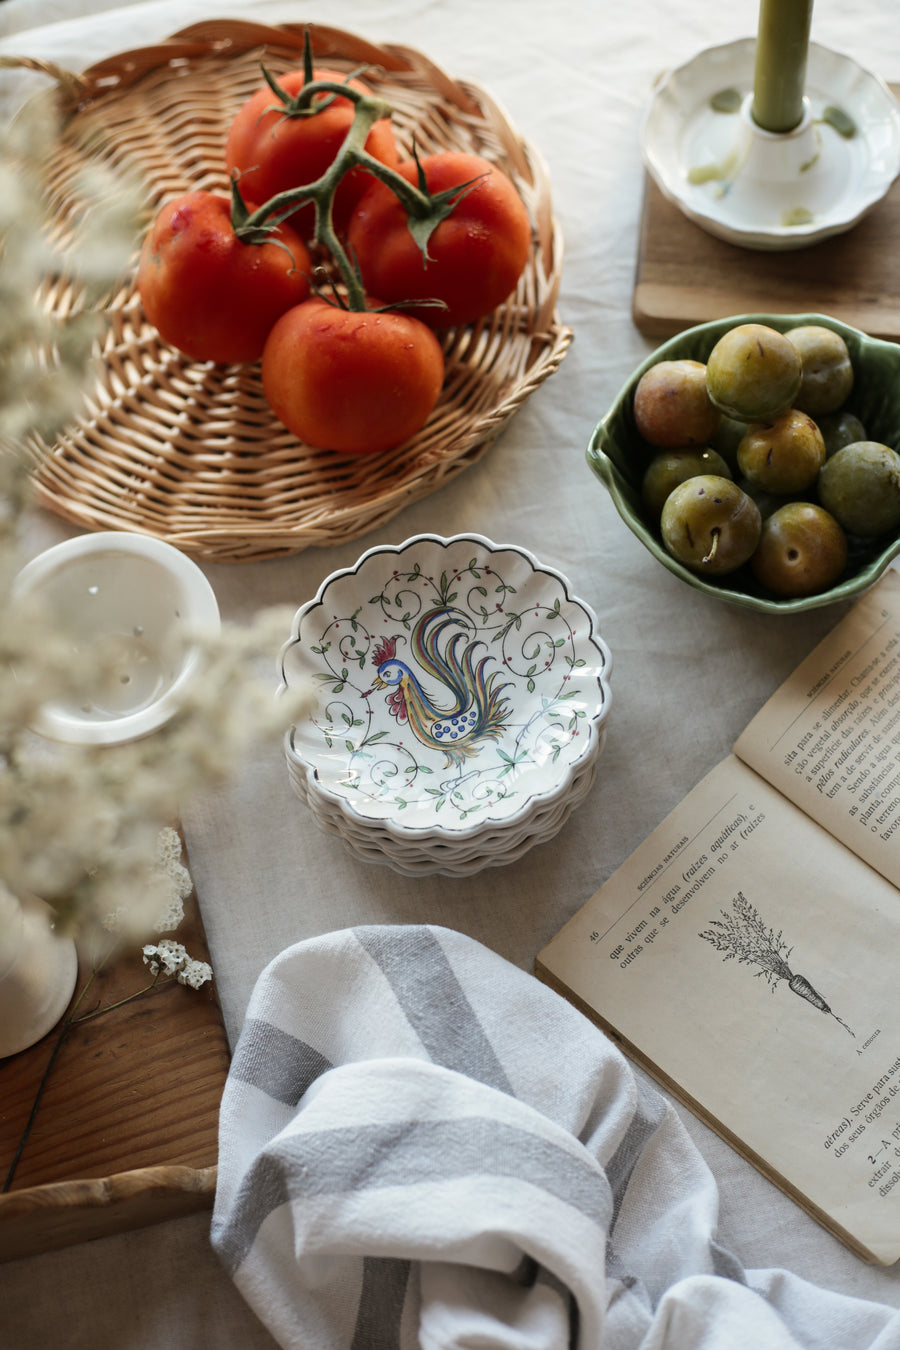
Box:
211;925;900;1349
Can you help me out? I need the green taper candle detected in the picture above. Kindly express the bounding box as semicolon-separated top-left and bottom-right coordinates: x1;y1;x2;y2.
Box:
751;0;814;133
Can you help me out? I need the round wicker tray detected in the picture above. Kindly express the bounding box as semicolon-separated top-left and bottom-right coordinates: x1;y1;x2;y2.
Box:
21;20;571;563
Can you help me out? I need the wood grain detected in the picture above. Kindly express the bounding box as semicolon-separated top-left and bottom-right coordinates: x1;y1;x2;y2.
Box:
633;85;900;340
0;838;229;1262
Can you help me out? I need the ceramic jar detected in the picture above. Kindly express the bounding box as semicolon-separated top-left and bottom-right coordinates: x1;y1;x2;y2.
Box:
0;885;78;1059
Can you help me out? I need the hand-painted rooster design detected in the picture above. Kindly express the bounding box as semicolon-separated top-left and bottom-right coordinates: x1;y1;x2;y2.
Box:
371;607;511;767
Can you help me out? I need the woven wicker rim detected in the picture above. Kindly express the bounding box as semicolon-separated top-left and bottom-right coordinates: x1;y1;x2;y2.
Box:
21;20;572;563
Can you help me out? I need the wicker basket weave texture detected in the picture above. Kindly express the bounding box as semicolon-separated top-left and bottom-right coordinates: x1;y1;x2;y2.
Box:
25;20;572;562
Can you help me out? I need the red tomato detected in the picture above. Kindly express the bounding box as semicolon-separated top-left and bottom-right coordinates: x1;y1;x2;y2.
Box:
224;68;399;237
261;297;445;454
345;152;532;328
137;191;312;364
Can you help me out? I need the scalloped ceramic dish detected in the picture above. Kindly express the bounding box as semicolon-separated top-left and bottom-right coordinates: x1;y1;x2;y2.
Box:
642;39;900;250
279;534;612;870
291;756;600;877
588;313;900;616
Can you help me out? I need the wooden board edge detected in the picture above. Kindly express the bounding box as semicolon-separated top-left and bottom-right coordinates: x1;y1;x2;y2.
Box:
632;278;900;343
0;1162;217;1263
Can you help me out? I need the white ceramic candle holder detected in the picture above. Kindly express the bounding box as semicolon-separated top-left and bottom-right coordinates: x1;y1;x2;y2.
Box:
642;38;900;250
0;888;78;1059
13;532;220;745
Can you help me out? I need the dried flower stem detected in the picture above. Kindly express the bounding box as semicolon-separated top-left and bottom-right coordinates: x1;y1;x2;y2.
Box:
1;936;206;1191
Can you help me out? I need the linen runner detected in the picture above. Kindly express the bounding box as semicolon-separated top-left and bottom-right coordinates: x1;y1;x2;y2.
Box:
211;925;900;1348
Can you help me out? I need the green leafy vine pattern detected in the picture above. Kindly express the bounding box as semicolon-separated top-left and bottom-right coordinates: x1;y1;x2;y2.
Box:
294;553;601;825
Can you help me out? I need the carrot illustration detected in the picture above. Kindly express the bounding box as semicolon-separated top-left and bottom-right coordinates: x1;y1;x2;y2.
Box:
787;972;834;1013
699;892;854;1036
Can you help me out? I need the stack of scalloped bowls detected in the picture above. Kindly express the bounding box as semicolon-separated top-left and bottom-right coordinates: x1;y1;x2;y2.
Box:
278;534;613;876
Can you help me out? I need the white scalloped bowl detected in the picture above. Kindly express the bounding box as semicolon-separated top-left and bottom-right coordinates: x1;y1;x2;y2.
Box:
279;535;612;852
643;38;900;250
288;752;601;875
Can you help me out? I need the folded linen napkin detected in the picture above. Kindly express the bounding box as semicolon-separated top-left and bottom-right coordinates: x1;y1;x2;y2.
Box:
211;925;900;1349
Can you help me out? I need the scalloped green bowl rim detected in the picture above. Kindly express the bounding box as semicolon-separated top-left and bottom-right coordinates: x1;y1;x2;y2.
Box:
588;313;900;615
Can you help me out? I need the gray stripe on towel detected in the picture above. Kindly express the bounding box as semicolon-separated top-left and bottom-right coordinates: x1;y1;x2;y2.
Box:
229;1018;333;1106
354;926;514;1094
215;1115;610;1273
710;1238;747;1284
605;1082;667;1222
604;1085;746;1288
350;1257;411;1350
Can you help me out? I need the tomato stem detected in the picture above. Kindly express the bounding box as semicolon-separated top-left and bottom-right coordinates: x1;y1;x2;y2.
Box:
235;37;482;311
238;83;390;311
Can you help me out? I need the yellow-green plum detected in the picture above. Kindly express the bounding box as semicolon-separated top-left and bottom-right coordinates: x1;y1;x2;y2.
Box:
709;414;747;472
751;502;848;597
737;409;826;494
818;441;900;537
737;477;798;522
786;325;854;417
633;359;722;448
641;447;732;520
706;324;802;422
817;410;867;459
660;475;761;575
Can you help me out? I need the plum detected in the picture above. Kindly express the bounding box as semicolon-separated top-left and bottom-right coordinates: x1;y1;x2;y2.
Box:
817;441;900;537
660;475;761;575
737;409;826;494
817;410;867;459
786;325;854;416
751;502;848;597
633;359;722;448
706;324;802;422
641;447;732;520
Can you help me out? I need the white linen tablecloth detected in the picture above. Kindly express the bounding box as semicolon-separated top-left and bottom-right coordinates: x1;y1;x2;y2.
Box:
2;1;899;1346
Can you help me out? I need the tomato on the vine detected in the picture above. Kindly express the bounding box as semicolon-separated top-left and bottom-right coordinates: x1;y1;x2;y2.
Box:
224;68;399;237
136;191;312;364
261;297;445;454
345;151;532;328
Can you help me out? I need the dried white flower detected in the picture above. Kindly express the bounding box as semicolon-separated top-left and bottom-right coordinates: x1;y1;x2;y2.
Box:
142;938;212;989
180;956;214;990
0;99;142;449
151;826;193;933
0;100;316;949
101;825;194;935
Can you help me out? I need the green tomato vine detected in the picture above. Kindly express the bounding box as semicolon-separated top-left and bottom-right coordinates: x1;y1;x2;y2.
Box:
230;29;484;313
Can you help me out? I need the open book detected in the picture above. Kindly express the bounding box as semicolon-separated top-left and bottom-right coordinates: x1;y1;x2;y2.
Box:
536;568;900;1266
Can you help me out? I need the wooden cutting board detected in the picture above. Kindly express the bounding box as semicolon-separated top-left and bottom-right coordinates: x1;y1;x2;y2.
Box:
633;83;900;340
0;835;230;1262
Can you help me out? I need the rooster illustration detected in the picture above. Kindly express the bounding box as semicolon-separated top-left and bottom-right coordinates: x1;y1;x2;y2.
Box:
371;608;511;767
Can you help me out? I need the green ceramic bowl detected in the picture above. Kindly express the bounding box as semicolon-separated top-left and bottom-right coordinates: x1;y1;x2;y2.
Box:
588;313;900;615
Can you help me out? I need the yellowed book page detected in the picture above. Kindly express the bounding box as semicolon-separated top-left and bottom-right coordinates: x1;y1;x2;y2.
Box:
536;757;900;1265
734;568;900;889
